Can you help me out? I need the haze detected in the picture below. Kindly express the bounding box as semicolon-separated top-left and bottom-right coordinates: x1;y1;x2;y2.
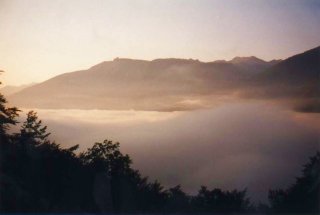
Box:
18;102;319;202
1;0;320;86
1;0;319;207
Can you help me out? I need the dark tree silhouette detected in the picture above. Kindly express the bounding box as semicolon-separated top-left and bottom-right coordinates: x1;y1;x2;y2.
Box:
269;151;320;213
80;141;169;213
18;110;51;145
0;79;19;140
80;140;135;212
0;78;20;212
192;186;251;213
166;185;190;212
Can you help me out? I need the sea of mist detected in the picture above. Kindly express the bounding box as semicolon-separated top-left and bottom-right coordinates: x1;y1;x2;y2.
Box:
18;101;320;203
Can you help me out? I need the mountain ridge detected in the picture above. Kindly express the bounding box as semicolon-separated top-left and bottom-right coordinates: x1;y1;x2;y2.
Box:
8;46;319;112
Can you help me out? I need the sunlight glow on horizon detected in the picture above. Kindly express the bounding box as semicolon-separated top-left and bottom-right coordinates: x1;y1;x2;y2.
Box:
0;0;319;86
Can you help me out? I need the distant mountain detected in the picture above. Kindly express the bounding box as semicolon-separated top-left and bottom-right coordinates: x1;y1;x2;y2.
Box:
1;83;35;96
244;46;320;112
9;57;267;111
211;56;281;74
252;46;320;97
229;56;281;73
261;46;320;84
8;46;319;112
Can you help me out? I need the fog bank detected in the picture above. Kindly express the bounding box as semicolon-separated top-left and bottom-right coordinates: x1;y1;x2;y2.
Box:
19;102;320;202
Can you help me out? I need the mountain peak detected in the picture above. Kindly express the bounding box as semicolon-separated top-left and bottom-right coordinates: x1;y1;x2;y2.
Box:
151;58;200;65
113;58;149;63
230;56;266;64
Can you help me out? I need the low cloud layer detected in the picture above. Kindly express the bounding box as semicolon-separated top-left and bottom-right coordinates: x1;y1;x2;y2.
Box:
19;102;320;202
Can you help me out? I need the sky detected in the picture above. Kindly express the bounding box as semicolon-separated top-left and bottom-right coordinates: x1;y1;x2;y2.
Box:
0;0;320;86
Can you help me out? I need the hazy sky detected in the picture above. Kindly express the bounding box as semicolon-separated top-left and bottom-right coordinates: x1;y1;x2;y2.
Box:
1;0;320;86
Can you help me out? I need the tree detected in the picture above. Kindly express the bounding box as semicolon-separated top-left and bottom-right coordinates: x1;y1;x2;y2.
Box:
80;140;136;212
0;99;85;212
19;111;51;145
166;185;190;212
269;151;320;213
0;76;19;140
192;186;251;213
79;140;171;213
0;77;20;211
80;140;131;174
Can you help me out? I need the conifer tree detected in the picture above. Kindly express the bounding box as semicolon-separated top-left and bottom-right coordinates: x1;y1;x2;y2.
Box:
0;74;19;140
19;111;51;145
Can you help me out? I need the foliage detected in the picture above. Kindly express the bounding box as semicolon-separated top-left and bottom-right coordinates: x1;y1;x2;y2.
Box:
268;152;320;213
19;111;51;145
0;79;19;140
191;186;251;213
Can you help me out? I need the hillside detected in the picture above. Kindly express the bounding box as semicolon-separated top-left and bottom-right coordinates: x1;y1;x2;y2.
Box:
8;57;271;111
244;46;320;112
229;56;281;73
0;83;35;96
8;46;319;112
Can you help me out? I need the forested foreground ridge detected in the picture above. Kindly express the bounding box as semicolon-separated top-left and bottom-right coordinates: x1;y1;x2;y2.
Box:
0;80;319;213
